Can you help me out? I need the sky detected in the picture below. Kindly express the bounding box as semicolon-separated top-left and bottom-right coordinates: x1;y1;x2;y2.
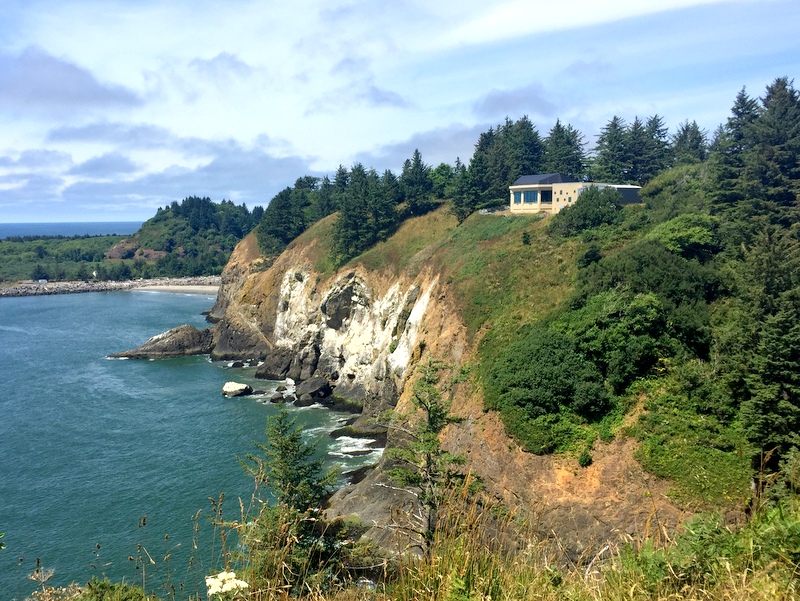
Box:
0;0;798;223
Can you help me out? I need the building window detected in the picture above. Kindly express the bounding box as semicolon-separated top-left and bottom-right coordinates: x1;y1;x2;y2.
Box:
524;190;538;203
513;191;522;204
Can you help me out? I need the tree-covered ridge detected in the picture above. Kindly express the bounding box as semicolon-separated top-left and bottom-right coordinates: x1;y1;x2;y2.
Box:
86;196;262;279
0;196;263;282
250;102;738;267
255;149;438;265
478;77;800;502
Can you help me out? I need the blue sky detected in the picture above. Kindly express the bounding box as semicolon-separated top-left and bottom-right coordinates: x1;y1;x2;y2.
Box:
0;0;797;222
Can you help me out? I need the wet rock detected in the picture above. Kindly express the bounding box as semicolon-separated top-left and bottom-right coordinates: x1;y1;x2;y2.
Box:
110;324;214;359
295;393;315;407
222;382;253;397
296;376;332;399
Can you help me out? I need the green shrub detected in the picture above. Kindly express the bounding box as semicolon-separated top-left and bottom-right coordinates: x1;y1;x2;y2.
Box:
549;186;623;237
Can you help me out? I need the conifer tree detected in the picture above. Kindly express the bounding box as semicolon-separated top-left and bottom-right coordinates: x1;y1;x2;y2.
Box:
543;119;586;179
672;120;708;165
385;359;466;555
592;116;630;182
401;149;434;216
244;405;336;511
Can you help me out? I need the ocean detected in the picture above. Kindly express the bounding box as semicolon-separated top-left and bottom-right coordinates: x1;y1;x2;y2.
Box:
0;222;143;239
0;291;377;599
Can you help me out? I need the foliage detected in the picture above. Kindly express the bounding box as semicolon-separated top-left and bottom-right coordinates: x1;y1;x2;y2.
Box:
482;323;611;453
548;185;623;236
672;119;709;165
76;577;157;600
385;358;468;555
542;118;587;179
592;114;672;185
644;212;719;259
234;406;380;597
0;234;125;282
331;163;404;265
243;406;336;511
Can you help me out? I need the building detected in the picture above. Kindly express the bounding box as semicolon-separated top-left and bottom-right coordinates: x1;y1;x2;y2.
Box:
509;173;641;215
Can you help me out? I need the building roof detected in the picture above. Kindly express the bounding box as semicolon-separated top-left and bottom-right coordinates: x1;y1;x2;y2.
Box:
511;173;579;186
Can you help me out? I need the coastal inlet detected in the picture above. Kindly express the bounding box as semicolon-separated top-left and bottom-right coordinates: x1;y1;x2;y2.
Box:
0;290;380;599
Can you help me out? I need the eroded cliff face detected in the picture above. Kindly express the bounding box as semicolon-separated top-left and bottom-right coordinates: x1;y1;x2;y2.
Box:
207;232;684;556
209;233;465;423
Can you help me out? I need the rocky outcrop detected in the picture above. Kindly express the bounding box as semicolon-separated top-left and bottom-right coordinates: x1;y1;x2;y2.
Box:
222;381;253;397
110;324;214;358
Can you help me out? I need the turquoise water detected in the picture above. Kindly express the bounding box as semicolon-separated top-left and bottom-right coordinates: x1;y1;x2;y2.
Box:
0;291;375;599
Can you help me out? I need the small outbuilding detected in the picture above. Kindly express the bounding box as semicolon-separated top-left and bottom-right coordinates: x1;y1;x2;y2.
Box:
509;173;641;215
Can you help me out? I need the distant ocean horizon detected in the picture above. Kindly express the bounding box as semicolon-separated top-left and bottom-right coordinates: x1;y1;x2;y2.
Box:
0;221;143;239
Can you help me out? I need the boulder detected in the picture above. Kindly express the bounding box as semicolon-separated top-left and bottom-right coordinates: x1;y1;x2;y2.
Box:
295;393;315;407
254;347;294;380
110;324;214;359
296;376;332;399
222;381;253;397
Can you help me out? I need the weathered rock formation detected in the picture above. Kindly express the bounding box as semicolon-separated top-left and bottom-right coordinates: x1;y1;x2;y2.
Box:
222;381;253;397
110;324;214;358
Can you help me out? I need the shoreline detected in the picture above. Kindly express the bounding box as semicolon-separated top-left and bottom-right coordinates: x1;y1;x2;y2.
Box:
0;276;220;298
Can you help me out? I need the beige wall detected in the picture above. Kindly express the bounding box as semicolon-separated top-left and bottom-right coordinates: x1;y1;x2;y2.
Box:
509;183;582;215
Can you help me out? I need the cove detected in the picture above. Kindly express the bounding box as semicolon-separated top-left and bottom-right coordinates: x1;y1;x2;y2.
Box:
0;290;376;599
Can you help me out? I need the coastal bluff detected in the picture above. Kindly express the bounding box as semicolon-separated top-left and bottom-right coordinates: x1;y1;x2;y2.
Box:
111;222;683;556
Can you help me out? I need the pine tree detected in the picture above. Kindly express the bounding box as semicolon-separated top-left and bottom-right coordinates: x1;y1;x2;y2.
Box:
742;287;800;470
401;149;434;216
642;114;672;181
672;120;708;165
385;359;466;555
745;77;800;206
592;116;630;182
450;158;476;223
711;87;761;206
543;119;586;179
332;163;370;262
626;116;651;185
244;406;336;511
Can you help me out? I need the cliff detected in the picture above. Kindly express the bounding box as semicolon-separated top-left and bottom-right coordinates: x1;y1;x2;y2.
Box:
114;209;685;554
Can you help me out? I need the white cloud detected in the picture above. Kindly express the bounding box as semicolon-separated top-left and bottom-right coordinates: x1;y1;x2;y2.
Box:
0;0;796;222
435;0;740;49
0;46;141;115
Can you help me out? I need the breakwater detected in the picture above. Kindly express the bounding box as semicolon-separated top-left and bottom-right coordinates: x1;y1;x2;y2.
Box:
0;276;221;297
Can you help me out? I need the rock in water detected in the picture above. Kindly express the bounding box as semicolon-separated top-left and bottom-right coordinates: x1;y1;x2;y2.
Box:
222;382;253;397
109;324;214;359
295;376;332;399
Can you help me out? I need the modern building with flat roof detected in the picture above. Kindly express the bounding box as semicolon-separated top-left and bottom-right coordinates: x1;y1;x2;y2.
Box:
509;173;641;215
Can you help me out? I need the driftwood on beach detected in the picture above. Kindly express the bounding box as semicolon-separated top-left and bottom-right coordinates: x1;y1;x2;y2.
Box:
0;276;221;298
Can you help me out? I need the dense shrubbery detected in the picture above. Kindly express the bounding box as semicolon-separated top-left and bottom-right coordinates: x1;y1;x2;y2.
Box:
548;185;624;236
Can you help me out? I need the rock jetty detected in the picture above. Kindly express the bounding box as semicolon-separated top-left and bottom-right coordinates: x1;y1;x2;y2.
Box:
0;276;220;298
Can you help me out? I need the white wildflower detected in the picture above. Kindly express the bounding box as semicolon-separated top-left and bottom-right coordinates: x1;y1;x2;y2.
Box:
206;570;249;598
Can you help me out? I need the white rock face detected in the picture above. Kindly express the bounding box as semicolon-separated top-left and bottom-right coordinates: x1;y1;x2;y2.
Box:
270;269;436;404
222;381;253;397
